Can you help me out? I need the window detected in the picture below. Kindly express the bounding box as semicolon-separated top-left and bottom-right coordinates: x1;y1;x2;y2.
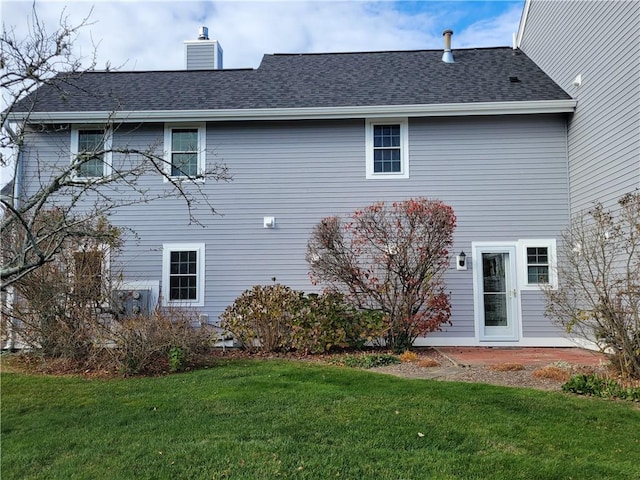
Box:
71;127;112;179
164;124;206;179
526;247;549;284
518;239;557;289
365;118;409;179
162;243;205;306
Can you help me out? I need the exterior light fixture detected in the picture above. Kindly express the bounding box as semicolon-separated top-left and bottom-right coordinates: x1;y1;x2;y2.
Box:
456;250;467;271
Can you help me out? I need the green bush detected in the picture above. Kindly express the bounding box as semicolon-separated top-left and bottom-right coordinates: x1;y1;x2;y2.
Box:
330;353;401;369
562;374;640;401
220;285;387;353
219;284;302;352
289;292;386;354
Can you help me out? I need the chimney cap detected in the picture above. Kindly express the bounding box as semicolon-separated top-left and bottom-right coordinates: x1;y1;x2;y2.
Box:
198;26;209;40
442;29;454;63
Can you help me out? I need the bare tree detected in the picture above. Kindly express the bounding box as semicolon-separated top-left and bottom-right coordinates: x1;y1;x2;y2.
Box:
544;192;640;379
1;6;230;291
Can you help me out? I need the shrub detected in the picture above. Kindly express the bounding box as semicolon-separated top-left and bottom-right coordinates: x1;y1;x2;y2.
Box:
544;193;640;379
330;353;401;369
307;198;456;352
489;363;525;372
417;357;441;368
532;365;572;382
108;309;214;375
220;285;387;353
562;374;640;401
399;351;419;363
289;292;387;354
219;284;302;352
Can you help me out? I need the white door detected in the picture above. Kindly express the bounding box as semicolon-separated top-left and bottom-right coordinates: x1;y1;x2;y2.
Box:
474;245;519;341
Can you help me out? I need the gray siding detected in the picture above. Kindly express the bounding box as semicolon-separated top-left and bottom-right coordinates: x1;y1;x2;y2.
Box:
185;41;222;70
21;115;570;342
519;0;640;215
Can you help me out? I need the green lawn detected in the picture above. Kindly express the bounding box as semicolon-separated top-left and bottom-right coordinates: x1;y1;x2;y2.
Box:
2;359;639;479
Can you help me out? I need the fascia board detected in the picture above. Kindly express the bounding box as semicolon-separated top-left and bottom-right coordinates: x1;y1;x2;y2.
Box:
10;99;577;123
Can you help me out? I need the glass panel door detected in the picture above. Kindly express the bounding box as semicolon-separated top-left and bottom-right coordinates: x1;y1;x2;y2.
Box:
482;253;509;327
475;245;519;341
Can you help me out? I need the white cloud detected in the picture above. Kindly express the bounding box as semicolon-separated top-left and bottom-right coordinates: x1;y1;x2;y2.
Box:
2;1;522;71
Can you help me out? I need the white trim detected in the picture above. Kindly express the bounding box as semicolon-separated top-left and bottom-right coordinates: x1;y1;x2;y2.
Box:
163;123;206;181
517;239;558;290
516;0;532;48
70;126;113;180
472;243;521;342
412;336;587;348
13;99;578;124
161;243;206;307
365;118;409;179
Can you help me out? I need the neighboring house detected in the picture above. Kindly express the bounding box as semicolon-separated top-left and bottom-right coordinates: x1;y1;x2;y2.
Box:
517;0;640;216
9;27;586;347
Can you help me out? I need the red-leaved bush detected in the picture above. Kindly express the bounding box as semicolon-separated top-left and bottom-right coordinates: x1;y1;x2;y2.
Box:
307;198;456;351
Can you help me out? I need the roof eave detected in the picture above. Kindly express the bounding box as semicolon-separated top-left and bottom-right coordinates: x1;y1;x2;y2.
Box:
9;99;577;123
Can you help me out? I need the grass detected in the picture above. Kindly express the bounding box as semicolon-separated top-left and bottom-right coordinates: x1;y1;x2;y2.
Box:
2;359;639;479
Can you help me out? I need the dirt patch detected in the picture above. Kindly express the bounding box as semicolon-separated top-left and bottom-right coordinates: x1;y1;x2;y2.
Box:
366;349;606;391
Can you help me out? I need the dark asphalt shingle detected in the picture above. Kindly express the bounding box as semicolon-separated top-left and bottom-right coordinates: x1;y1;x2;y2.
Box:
14;47;571;113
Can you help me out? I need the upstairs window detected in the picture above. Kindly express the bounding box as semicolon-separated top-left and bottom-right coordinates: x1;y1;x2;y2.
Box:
164;124;206;179
365;119;409;179
71;127;112;179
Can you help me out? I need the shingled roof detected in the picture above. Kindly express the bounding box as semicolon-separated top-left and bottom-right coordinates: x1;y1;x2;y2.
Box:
13;47;572;115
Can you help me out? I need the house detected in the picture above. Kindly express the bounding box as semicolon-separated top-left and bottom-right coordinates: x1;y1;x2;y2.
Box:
517;0;639;216
8;23;590;347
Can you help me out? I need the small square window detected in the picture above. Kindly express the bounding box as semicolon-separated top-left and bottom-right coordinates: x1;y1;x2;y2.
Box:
526;247;550;285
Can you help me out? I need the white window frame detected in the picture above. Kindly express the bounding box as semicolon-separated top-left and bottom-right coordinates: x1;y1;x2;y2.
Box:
517;239;558;290
162;243;205;307
70;126;113;180
163;123;206;181
365;118;409;179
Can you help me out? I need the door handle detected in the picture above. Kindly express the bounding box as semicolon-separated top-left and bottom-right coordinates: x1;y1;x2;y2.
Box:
513;289;517;298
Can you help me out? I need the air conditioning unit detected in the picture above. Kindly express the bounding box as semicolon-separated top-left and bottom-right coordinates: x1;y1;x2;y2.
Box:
112;290;151;318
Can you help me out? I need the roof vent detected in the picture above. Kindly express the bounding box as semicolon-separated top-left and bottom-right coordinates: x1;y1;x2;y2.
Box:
442;29;454;63
198;26;209;40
